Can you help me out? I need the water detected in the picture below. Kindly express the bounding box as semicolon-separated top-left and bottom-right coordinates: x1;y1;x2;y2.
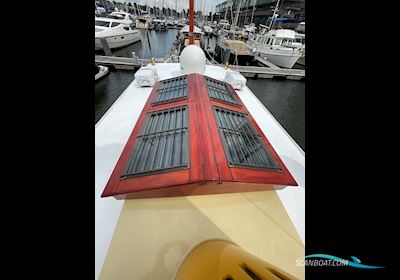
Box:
246;79;305;150
95;31;305;151
95;70;134;123
96;29;180;59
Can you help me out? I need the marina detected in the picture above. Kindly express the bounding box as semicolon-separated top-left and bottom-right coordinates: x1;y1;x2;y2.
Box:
95;55;305;79
95;0;305;279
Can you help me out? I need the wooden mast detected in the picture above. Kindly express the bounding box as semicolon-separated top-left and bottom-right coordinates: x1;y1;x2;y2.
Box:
189;0;194;44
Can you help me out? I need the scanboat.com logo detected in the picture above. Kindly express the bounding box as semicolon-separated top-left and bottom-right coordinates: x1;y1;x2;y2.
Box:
296;254;384;269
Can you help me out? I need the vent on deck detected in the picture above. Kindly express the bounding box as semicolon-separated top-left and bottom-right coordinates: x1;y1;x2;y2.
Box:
213;106;280;171
121;106;189;178
152;76;188;104
204;76;240;106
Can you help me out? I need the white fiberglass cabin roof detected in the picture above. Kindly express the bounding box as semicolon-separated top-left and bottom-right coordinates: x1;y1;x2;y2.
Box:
268;29;297;39
95;63;305;279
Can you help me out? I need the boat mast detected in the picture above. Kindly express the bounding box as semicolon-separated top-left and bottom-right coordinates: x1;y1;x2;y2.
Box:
244;0;248;25
250;0;257;24
203;0;206;23
232;0;242;30
189;0;194;44
230;2;233;24
269;0;280;30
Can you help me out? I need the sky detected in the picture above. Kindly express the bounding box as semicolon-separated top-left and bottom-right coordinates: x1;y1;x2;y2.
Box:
115;0;226;14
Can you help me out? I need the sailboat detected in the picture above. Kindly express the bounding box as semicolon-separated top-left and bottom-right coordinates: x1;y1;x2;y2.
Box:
95;0;305;279
215;0;255;66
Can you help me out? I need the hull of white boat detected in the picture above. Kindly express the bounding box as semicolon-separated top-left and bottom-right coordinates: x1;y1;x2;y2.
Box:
297;54;305;66
256;48;302;69
95;32;141;50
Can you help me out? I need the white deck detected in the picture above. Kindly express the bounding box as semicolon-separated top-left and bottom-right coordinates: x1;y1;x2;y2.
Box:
95;63;305;279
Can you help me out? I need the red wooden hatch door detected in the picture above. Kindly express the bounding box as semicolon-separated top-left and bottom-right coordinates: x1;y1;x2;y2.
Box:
101;73;297;199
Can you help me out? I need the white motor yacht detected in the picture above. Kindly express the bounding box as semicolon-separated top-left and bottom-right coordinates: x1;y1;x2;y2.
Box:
106;11;135;24
95;17;141;50
248;28;304;69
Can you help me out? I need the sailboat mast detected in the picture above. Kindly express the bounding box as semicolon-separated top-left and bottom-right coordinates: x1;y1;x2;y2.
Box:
203;0;206;23
232;0;242;30
224;1;228;20
250;0;256;24
189;0;194;44
244;0;248;25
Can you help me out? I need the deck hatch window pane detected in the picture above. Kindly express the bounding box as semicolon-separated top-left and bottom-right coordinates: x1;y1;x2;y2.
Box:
121;106;189;178
204;76;240;106
213;106;281;170
152;76;188;104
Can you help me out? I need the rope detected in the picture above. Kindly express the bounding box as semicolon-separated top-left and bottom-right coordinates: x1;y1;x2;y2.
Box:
204;47;219;65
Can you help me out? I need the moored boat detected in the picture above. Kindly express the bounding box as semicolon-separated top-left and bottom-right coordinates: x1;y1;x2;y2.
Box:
247;28;304;69
94;64;109;81
95;17;141;50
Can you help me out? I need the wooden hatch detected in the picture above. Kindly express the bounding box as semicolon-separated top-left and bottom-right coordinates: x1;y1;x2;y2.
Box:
101;73;297;199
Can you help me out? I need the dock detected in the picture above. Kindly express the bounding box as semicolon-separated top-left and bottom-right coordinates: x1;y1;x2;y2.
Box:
227;65;304;80
95;56;166;70
95;55;305;80
253;55;281;69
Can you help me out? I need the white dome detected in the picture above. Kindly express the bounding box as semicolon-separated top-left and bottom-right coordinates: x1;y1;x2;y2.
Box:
179;45;206;75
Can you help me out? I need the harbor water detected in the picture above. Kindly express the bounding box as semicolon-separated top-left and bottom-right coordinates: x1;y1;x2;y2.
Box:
95;29;305;151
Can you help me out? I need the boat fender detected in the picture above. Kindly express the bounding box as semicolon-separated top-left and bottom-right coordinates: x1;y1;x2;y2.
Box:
225;69;247;90
134;67;158;87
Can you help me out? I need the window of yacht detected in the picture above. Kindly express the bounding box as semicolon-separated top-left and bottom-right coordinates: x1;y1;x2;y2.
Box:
256;37;261;43
101;73;296;198
95;20;110;27
266;38;271;45
204;76;240;106
152;76;188;105
120;106;189;179
213;106;280;170
274;39;282;45
111;22;120;27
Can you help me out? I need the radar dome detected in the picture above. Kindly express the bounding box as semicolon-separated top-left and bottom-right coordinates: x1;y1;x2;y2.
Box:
179;45;206;75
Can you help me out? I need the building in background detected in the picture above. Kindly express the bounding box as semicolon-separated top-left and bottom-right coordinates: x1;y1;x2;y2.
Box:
215;0;304;28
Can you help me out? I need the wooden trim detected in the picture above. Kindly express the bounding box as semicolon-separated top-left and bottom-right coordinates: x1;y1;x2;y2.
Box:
101;73;297;199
